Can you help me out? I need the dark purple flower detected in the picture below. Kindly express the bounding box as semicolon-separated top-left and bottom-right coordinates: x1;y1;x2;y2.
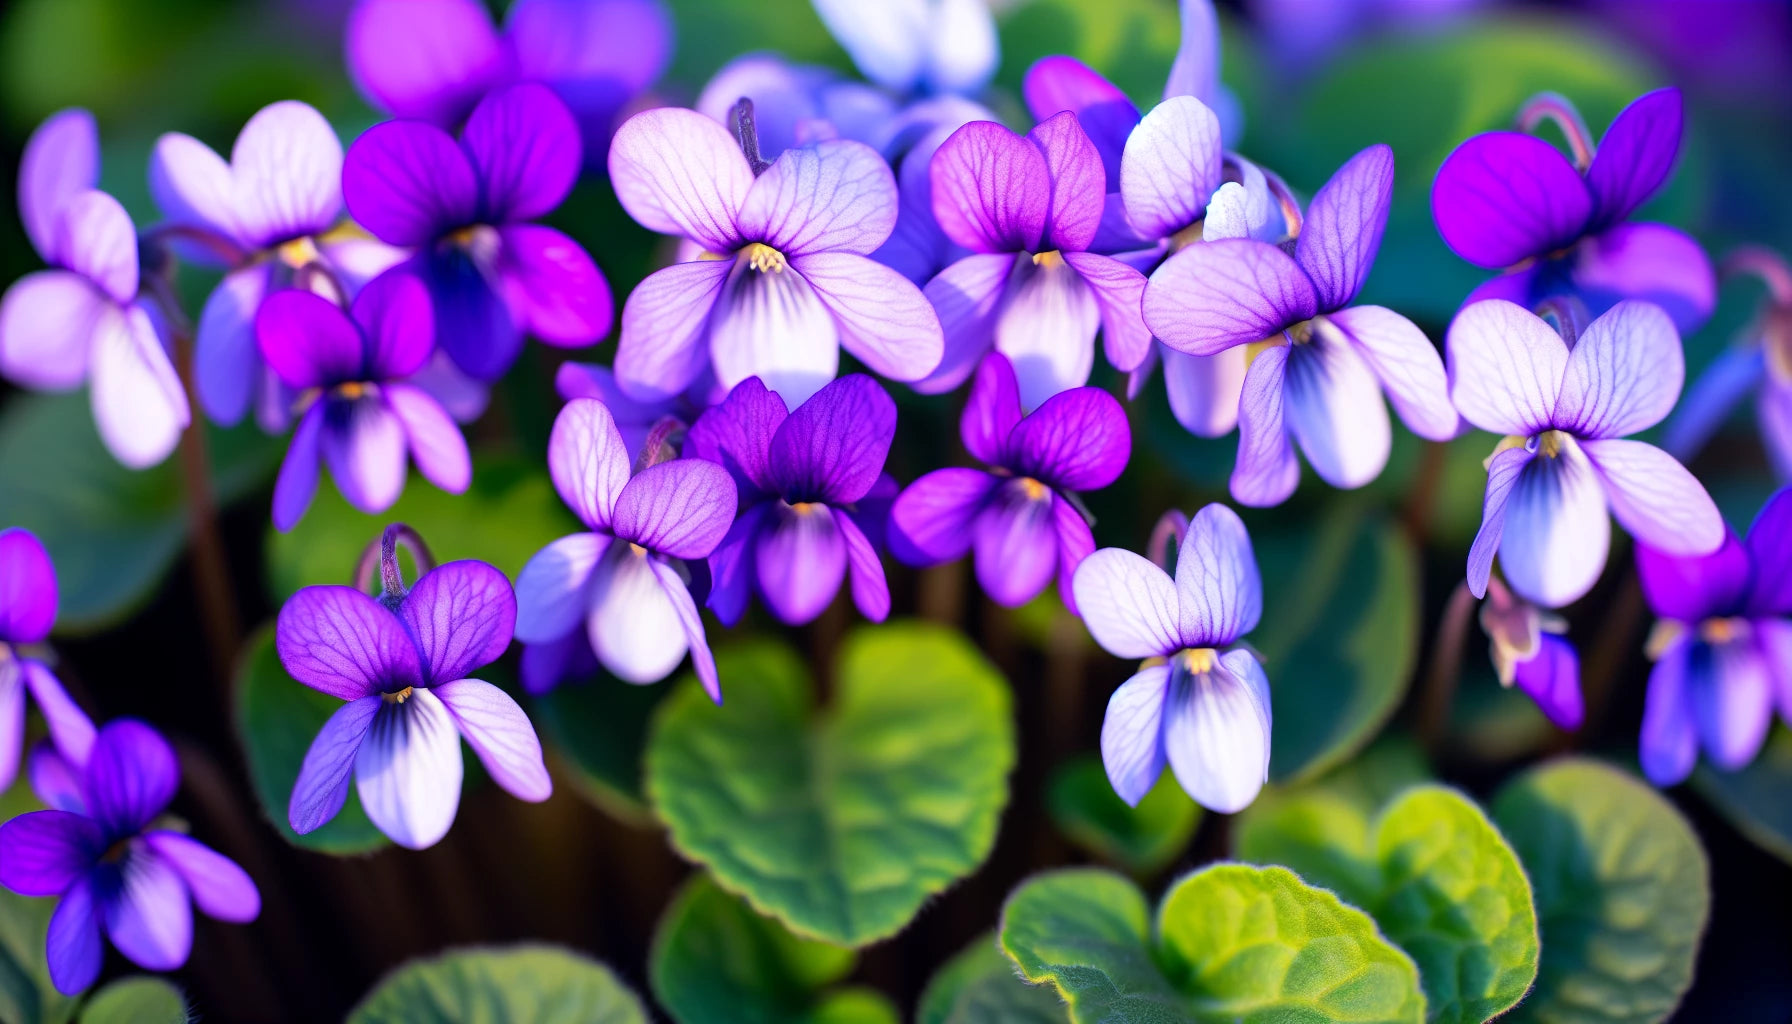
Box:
0;529;94;790
891;353;1129;610
686;375;895;627
255;271;470;530
513;399;738;700
278;526;550;848
1432;87;1715;333
346;0;672;171
1635;487;1792;786
1478;576;1582;730
0;720;260;994
342;82;612;381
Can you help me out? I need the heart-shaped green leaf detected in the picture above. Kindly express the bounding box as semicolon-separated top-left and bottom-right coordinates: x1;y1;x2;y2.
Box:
1491;759;1709;1024
81;978;189;1024
646;621;1015;946
651;874;898;1024
999;864;1426;1023
1237;785;1539;1023
347;944;647;1023
1694;724;1792;867
1047;758;1200;877
529;675;669;825
919;934;1068;1024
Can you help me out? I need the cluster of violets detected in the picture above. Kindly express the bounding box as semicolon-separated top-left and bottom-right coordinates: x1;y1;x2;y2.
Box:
0;0;1789;993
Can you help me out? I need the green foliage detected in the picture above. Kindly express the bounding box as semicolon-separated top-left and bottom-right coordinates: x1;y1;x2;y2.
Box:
999;864;1427;1023
1047;758;1201;877
645;622;1015;946
1694;725;1792;867
918;934;1068;1024
994;0;1179;107
650;875;898;1024
347;944;648;1024
661;0;849;85
81;978;190;1024
0;888;75;1024
528;676;668;825
1491;759;1709;1024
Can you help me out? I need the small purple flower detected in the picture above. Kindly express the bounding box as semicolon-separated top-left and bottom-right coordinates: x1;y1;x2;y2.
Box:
346;0;673;171
687;375;896;627
0;719;260;994
607;105;943;406
278;525;551;848
1478;576;1582;729
1634;487;1792;786
513;399;738;700
343;82;613;381
870;95;998;286
1144;145;1457;506
255;270;471;530
0;529;95;790
0;109;191;469
1072;503;1271;812
890;353;1128;611
1432;87;1715;333
1450;298;1724;608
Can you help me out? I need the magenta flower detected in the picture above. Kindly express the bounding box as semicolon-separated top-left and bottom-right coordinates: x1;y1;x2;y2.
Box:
278;527;550;849
687;375;895;627
0;109;190;469
1450;298;1724;608
343;82;612;381
1478;575;1582;729
891;353;1128;611
0;529;94;790
1145;145;1457;506
255;271;470;530
0;720;260;994
1432;87;1715;333
606;106;943;406
346;0;672;170
513;399;738;701
1072;503;1271;812
1635;487;1792;786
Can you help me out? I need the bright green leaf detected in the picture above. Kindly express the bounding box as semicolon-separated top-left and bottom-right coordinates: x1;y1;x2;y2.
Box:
918;934;1068;1024
646;622;1015;946
82;977;189;1024
1492;759;1709;1024
529;676;669;825
994;0;1179;108
1694;725;1792;867
347;944;648;1023
1047;759;1200;877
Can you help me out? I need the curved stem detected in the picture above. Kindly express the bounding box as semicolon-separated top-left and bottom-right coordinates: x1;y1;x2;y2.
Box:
1416;581;1478;758
1516;92;1595;170
354;523;435;604
1721;245;1792;306
1147;509;1189;573
732;98;771;176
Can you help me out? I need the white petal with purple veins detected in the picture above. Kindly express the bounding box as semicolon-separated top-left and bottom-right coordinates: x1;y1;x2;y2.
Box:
355;689;464;850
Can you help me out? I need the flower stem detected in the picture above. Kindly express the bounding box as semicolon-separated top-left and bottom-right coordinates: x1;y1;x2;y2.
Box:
1416;581;1476;758
175;341;243;690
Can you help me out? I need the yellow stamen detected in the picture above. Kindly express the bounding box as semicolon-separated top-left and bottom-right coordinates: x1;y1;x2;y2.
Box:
1485;435;1528;470
1166;221;1205;254
1177;648;1218;674
1700;617;1747;644
1018;477;1048;501
1032;250;1065;268
1243;333;1290;367
1287;320;1315;344
383;686;415;704
696;250;731;261
789;501;820;515
335;381;369;400
1644;620;1684;660
1535;430;1568;458
276;236;321;269
741;242;787;273
629;542;649;557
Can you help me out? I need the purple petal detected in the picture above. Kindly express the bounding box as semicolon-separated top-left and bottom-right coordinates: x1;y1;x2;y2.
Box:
91;304;188;471
1637;531;1749;623
21;661;94;769
1762;381;1792;482
755;503;848;624
1162;650;1272;813
686;376;787;498
514;532;608;643
811;0;928;94
650;558;721;703
960;352;1022;465
1745;487;1792;616
705;507;763;627
1692;638;1774;771
433;678;551;801
494;224;611;346
84;720;178;838
142;832;259;923
615;259;732;402
1119;96;1221;242
342;120;478;247
1466;447;1532;599
30;739;87;814
0;528;57;644
1574;222;1716;335
255;289;364;390
105;848;193;973
322;396;408;515
1056;489;1095;614
399;560;516;685
548;397;633;531
1642;644;1699;785
708;258;840;405
1101;665;1171;807
1162;345;1245;438
555;361;674;419
1445;299;1571;436
1027;111;1106;253
1581;438;1723;556
276;584;424;699
1512;634;1583;730
420;246;520;381
519;630;598;696
148;132;240;250
1586;88;1683;230
1500;436;1611;608
194;266;269;425
407;347;491;426
46;876;102;995
973;478;1060;607
355;688;464;849
768;374;894;504
0;271;102;390
0;671;24;793
1760;620;1792;723
1321;306;1456;441
993;256;1099;407
1230;345;1301;508
613;459;738;559
20;109;99;264
1073;548;1181;659
608;107;752;252
272;402;325;532
354;269;434;382
739;140;898;257
1555;300;1683;439
1144;240;1317;357
345;0;503;125
889;467;998;565
0;810;102;896
289;696;381;835
913;252;1013;395
1008;384;1130;492
1064;251;1152;375
231;101;345;247
930;121;1049;254
57;190;137;305
837;510;890;622
461;83;581;224
1022;57;1137;193
1431;131;1591;269
1166;0;1222;105
384;384;471;495
792;252;944;384
585;548;688;684
1296;145;1393;311
1283;330;1393;490
1175;503;1262;647
505;0;673;168
693;55;832;163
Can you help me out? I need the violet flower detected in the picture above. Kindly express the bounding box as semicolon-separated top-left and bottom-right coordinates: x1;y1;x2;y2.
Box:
342;82;612;381
0;719;260;994
278;525;551;849
1450;298;1724;608
918;112;1153;406
1144;145;1457;506
555;360;712;461
1635;487;1792;786
0;528;95;790
0;109;190;469
255;271;470;530
346;0;673;171
606;105;943;406
1072;503;1271;812
513;399;738;700
871;95;999;286
694;56;895;167
1432;87;1715;332
686;375;895;627
890;353;1128;611
1478;575;1582;729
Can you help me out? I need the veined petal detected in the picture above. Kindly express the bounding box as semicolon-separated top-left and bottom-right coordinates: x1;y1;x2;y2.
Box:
194;266;269;425
321;396;407;515
1101;666;1171;807
769;374;894;504
608;107;752;253
56;191;137;304
0;527;57;645
1321;306;1456;441
45;875;102;995
686;375;786;499
837;509;890;623
345;0;503;124
232;100;345;248
913;252;1013;395
1431;131;1591;269
1555;300;1683;439
548;397;633;531
255;289;364;390
1175;503;1261;646
1283;329;1392;490
1230;344;1300;508
384;383;471;495
1466;446;1532;599
84;720;178;839
0;810;103;896
277;585;423;698
1640;641;1697;785
1500;435;1611;608
973;479;1060;607
1586;88;1683;231
709;258;839;405
1573;222;1715;335
792;252;943;385
1073;548;1180;659
586;547;688;684
355;688;464;849
1445;298;1570;436
650;558;721;703
1144;240;1317;357
613;459;738;559
20;109;99;264
0;271;102;391
90;304;188;470
1063;251;1151;375
460;83;581;224
272;402;325;532
961;351;1023;465
1296;144;1393;311
740;140;898;257
514;533;609;643
616;259;731;403
20;661;94;769
289;696;381;835
1745;487;1792;617
755;503;848;625
889;467;998;565
1027;111;1105;253
342;120;478;247
494;224;612;347
1021;56;1137;193
929;120;1049;254
1512;634;1583;730
993;255;1099;408
1119;96;1222;242
1007;383;1131;492
1637;532;1749;623
1581;438;1723;556
1690;638;1773;771
1163;650;1272;813
148;132;240;247
142;832;259;923
102;849;192;971
399;560;515;685
434;678;552;802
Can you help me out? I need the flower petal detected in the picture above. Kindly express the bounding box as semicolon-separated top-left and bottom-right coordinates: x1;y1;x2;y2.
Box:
1163;650;1271;813
514;532;609;643
519;630;598;696
1322;305;1456;441
889;467;998;565
692;55;831;163
84;720;178;838
1691;638;1773;771
289;696;381;835
686;376;786;499
547;397;633;531
384;384;471;495
1144;240;1317;357
1064;251;1151;374
343;120;478;247
505;0;673;169
460;83;581;224
769;373;895;504
494;224;612;346
20;109;99;264
322;396;408;515
1027;111;1105;253
356;268;436;383
956;353;1021;466
791;252;944;385
355;688;464;850
194;266;269;425
1640;642;1697;785
1283;329;1393;490
929;120;1049;254
1022;57;1136;193
421;247;521;381
90;305;188;470
148;132;240;248
399;560;515;685
1007;383;1130;492
1445;298;1571;436
1119;96;1222;242
0;669;25;794
1053;494;1096;616
21;661;93;769
705;506;763;627
973;479;1060;607
1500;436;1611;608
1745;487;1792;617
0;528;58;645
1073;548;1181;659
1512;634;1583;730
1297;145;1393;311
837;509;890;623
615;259;732;403
608;107;752;252
104;848;192;972
1166;0;1223;105
650;558;721;703
1555;300;1683;439
0;810;103;896
1466;446;1532;599
739;140;898;257
913;252;1013;395
1586;88;1682;230
142;832;259;923
232;100;345;247
613;458;738;559
276;584;423;699
433;678;551;801
1573;222;1716;335
345;0;503;124
586;548;688;684
1762;380;1792;482
1637;531;1749;623
810;0;927;91
255;289;363;390
55;190;137;305
754;502;848;625
709;258;839;405
29;741;85;816
1230;344;1301;508
46;875;101;996
0;271;102;390
1101;666;1171;807
272;401;325;532
1175;503;1262;647
1431;131;1591;269
993;256;1100;407
1581;438;1723;556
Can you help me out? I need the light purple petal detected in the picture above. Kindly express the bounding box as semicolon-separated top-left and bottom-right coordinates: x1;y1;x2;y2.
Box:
993;256;1100;407
0;810;102;896
1745;487;1792;616
0;665;23;795
1581;438;1723;556
433;678;551;801
585;547;688;684
1763;381;1792;482
1119;96;1221;242
1555;300;1683;439
754;503;847;625
768;373;894;504
322;396;408;515
494;224;611;346
1640;642;1697;785
194;265;269;425
1027;111;1105;253
1512;634;1583;730
708;258;839;405
1100;666;1171;807
505;0;673;168
57;191;137;304
973;479;1060;607
1500;436;1611;608
929;120;1049;254
613;458;738;559
272;402;325;532
104;847;193;972
1145;240;1317;357
1586;88;1683;230
609;107;751;252
1759;620;1792;723
276;584;423;699
355;270;434;381
342;120;478;247
1073;548;1181;659
548;397;633;531
1431;131;1591;269
555;360;675;421
1008;384;1130;492
90;305;188;470
615;259;731;403
1637;531;1749;623
1064;251;1152;375
0;271;102;390
345;0;504;124
1692;637;1774;771
232;100;345;247
0;527;57;644
21;661;93;768
913;251;1013;395
399;560;516;685
355;688;464;849
649;558;721;703
514;532;608;643
30;739;87;814
889;467;998;565
255;288;365;390
519;630;597;696
1321;306;1456;441
685;376;786;499
924;0;998;94
739;140;897;257
1022;56;1137;193
20;109;99;264
289;695;381;835
84;720;178;838
1165;0;1222;104
148;132;240;248
791;251;944;384
836;510;890;623
1574;222;1716;335
46;876;101;996
1162;651;1271;813
1052;492;1092;615
460;83;581;224
1445;299;1571;436
1296;145;1393;311
142;832;259;923
1174;503;1262;647
1466;446;1532;599
384;383;471;495
960;351;1022;465
1230;345;1301;508
692;55;831;163
1283;330;1393;490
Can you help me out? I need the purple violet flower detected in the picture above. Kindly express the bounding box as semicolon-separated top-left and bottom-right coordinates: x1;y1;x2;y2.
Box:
255;270;471;530
686;374;896;627
890;353;1128;611
0;528;95;790
1478;575;1582;729
1664;247;1792;478
513;398;738;700
1432;87;1715;333
346;0;673;171
871;95;999;286
0;109;191;469
606;105;943;406
1144;145;1457;506
342;82;613;381
1634;487;1792;786
1450;298;1724;608
0;719;260;994
278;525;551;848
1072;503;1271;812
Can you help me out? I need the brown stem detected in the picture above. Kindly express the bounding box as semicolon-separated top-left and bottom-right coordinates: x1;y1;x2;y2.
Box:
175;353;242;690
1560;568;1646;751
1416;582;1477;758
1399;441;1449;548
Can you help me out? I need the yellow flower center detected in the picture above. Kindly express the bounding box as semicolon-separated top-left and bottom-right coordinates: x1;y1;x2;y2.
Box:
1166;221;1206;254
1534;430;1569;458
741;242;787;273
382;686;415;704
1032;250;1065;268
335;381;370;400
1018;477;1049;501
1700;617;1747;644
1177;648;1218;674
276;236;321;269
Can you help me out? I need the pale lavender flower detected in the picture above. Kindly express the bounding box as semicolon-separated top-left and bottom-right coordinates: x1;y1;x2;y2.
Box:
810;0;997;99
554;361;714;460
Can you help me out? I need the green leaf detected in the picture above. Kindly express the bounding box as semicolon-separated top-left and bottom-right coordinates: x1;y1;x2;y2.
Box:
1491;758;1710;1024
529;676;669;825
234;625;386;854
994;0;1179;109
346;944;648;1024
645;621;1015;946
650;874;897;1024
918;934;1068;1024
999;864;1426;1023
661;0;849;85
1047;758;1200;877
0;392;278;631
81;977;189;1024
1694;724;1792;867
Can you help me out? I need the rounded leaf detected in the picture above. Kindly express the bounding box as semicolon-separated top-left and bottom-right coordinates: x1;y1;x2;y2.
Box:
347;944;648;1023
82;977;190;1024
918;933;1068;1024
1046;757;1200;878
